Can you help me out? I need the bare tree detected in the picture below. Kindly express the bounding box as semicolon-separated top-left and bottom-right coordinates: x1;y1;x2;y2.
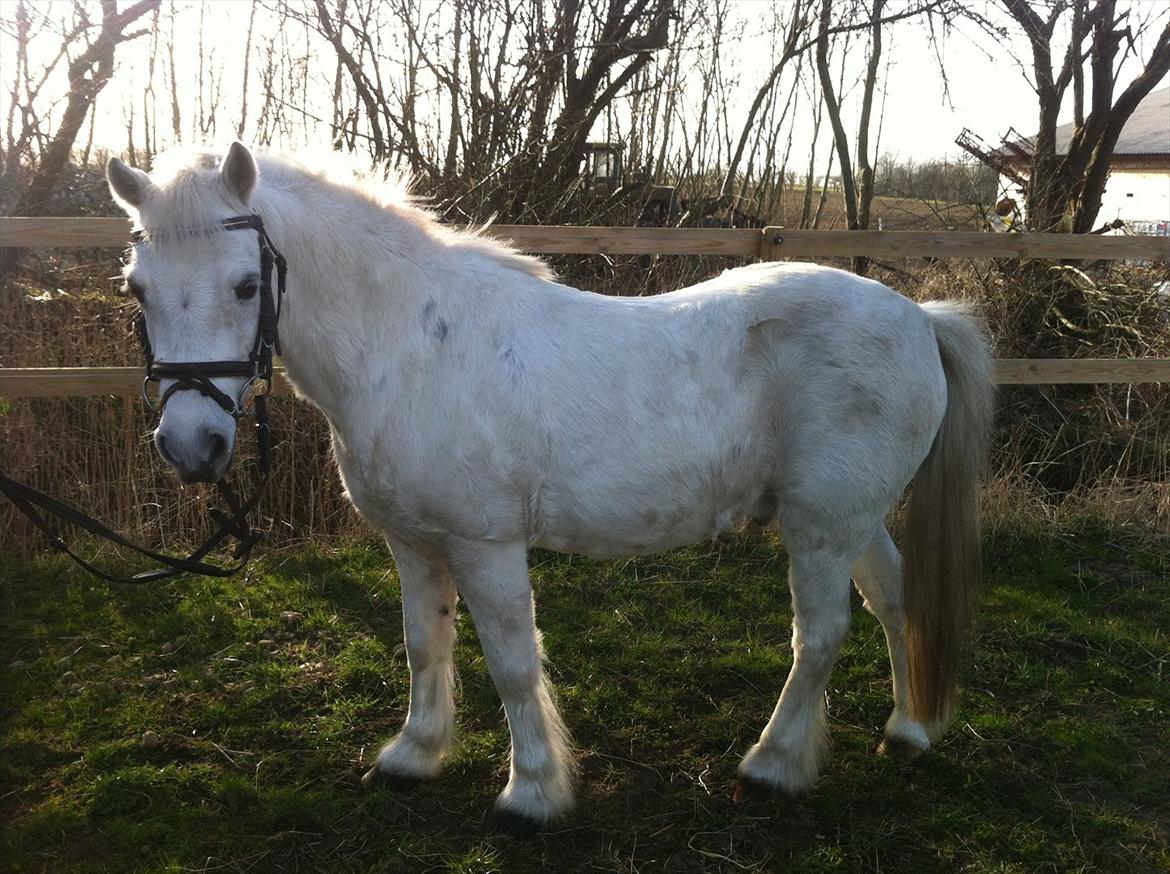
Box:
1002;0;1170;232
720;2;813;200
512;0;675;216
5;0;160;216
237;0;258;139
815;0;882;271
165;5;181;141
0;0;159;281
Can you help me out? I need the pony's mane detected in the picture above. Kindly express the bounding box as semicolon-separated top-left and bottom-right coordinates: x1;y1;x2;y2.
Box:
143;146;554;281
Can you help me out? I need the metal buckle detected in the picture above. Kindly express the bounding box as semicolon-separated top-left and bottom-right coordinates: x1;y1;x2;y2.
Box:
237;374;266;408
141;376;159;414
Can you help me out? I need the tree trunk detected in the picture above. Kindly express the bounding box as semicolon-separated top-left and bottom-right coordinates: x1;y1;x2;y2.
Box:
1;0;160;278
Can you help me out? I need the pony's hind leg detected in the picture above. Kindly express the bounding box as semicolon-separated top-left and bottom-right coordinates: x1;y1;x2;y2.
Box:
446;538;574;833
738;535;854;796
363;539;458;787
852;527;930;760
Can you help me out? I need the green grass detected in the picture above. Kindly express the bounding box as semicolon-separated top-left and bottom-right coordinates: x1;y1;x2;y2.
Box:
2;522;1167;872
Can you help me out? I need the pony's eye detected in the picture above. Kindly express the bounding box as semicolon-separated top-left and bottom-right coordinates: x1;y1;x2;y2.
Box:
235;278;259;300
123;280;145;301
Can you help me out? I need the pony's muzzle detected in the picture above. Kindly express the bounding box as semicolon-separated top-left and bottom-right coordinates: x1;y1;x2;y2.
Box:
155;421;235;484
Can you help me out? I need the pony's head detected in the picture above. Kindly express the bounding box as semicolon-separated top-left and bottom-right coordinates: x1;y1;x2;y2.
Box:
107;143;267;483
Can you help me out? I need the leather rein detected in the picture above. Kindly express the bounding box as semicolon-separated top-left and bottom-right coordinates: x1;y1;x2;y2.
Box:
0;214;287;583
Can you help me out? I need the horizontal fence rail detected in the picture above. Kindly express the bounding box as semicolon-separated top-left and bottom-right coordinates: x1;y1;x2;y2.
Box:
2;218;1168;391
2;216;1168;261
2;360;1168;398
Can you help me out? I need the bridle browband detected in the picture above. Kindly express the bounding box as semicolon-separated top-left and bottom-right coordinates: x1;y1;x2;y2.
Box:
0;213;288;583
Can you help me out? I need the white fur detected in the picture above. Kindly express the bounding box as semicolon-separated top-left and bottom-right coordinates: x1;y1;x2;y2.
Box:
111;145;980;825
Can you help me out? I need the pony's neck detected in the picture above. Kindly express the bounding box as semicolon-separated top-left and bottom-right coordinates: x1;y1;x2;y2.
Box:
249;170;437;416
243;156;551;423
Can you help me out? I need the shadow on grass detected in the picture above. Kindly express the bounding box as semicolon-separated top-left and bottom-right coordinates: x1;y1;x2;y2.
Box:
1;524;1167;872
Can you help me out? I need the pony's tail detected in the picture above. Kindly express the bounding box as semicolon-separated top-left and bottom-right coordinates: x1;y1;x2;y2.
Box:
904;302;995;734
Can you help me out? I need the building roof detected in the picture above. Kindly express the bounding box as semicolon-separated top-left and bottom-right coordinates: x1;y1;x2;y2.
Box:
994;87;1170;170
1046;87;1170;156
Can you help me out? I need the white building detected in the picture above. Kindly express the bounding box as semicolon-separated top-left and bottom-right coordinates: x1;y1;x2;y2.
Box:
1000;87;1170;234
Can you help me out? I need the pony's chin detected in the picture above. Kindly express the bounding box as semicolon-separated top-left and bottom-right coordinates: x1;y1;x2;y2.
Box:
167;448;234;485
176;464;227;485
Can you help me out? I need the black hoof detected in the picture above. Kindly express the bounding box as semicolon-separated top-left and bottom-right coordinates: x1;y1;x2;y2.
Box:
491;807;551;838
732;775;779;803
877;736;927;763
361;766;426;791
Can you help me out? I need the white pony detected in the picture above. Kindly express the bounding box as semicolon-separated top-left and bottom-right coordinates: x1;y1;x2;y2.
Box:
106;143;994;833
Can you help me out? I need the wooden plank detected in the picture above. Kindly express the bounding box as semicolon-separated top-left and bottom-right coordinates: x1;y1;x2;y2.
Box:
4;217;1166;261
759;228;1170;261
3;360;1168;398
0;367;295;398
1;217;132;247
0;217;759;255
994;358;1170;384
483;225;760;255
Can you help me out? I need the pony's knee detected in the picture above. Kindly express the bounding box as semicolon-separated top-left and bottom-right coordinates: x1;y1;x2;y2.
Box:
403;636;454;676
854;547;906;626
792;613;850;663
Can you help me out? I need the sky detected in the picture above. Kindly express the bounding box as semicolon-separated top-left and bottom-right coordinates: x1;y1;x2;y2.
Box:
2;0;1167;169
806;4;1168;163
878;24;1046;160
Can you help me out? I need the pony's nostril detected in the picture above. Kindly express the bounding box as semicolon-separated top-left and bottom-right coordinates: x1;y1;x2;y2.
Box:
206;432;228;465
157;433;177;466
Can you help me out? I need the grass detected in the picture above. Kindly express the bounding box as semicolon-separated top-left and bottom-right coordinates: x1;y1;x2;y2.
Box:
1;521;1168;873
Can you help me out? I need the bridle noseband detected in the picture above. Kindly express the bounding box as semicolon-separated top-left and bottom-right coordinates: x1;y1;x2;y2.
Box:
0;213;288;583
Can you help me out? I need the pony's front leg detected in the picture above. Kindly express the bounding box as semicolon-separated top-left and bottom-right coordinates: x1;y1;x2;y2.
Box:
447;538;574;833
738;540;853;796
363;539;458;787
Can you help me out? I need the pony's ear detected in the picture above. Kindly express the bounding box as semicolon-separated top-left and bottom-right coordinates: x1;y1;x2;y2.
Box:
106;157;151;210
220;141;258;203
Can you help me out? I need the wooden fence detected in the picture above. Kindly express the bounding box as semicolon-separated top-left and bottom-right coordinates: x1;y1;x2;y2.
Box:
3;216;1168;259
2;217;1168;394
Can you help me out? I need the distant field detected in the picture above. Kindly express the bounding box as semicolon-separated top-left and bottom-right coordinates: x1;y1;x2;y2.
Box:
2;522;1167;873
758;188;987;232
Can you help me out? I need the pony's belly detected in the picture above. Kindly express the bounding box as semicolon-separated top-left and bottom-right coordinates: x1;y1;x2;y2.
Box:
532;423;775;558
534;490;766;559
535;524;708;560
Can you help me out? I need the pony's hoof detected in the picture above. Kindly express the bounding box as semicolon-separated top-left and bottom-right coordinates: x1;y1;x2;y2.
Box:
491;807;551;838
360;765;425;791
877;736;927;763
732;775;778;803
